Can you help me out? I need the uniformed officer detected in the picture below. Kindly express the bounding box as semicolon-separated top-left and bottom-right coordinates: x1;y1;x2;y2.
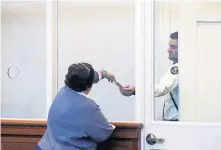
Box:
120;31;179;121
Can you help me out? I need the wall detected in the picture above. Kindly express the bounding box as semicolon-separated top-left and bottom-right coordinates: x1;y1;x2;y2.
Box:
57;2;135;121
179;3;221;122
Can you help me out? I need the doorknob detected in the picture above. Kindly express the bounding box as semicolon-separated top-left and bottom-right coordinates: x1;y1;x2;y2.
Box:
146;133;165;145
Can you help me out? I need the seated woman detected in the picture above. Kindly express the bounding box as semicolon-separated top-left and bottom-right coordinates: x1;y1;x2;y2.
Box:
36;63;115;150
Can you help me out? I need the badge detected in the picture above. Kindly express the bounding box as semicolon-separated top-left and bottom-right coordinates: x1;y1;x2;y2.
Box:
170;66;178;75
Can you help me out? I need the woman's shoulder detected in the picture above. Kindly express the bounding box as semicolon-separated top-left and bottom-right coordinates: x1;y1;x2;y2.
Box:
84;97;99;108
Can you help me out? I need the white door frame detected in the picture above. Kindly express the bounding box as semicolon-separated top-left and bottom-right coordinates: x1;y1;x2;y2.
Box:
46;0;53;118
46;0;58;118
0;2;2;116
135;0;154;149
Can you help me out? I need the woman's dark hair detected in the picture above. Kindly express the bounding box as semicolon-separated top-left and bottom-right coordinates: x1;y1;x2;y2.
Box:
64;62;94;92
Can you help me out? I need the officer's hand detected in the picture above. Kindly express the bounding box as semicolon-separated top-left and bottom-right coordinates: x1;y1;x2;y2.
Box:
119;85;135;96
102;71;116;82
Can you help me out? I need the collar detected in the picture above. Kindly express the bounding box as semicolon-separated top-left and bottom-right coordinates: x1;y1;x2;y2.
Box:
77;91;87;97
66;86;88;98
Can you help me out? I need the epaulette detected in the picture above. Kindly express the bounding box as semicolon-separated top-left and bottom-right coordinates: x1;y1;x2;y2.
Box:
170;66;178;75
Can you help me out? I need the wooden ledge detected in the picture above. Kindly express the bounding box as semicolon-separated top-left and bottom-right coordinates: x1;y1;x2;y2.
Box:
1;119;143;129
1;119;47;126
111;122;143;128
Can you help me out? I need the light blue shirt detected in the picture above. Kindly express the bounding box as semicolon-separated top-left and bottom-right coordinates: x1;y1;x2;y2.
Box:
38;86;114;150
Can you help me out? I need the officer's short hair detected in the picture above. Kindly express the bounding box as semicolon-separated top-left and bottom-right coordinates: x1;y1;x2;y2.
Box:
170;31;178;40
64;63;94;92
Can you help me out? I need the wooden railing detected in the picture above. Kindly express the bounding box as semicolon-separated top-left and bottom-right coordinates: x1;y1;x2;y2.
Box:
1;119;143;150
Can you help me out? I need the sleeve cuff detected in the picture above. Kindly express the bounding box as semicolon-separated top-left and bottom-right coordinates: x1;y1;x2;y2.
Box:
111;124;116;130
98;71;103;80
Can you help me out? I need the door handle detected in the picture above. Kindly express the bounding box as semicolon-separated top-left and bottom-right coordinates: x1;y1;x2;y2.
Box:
146;133;165;145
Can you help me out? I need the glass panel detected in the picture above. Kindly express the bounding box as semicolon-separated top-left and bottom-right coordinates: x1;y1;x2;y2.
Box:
57;1;135;121
154;2;179;121
153;1;221;122
1;1;47;119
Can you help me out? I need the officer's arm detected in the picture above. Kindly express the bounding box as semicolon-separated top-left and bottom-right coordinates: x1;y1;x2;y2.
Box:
154;68;178;97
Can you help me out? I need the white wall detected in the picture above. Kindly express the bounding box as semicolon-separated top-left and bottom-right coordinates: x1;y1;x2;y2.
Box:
57;3;135;121
179;3;221;122
1;2;47;119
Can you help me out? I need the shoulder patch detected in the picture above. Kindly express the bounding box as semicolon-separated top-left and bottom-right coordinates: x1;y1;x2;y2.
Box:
170;66;179;75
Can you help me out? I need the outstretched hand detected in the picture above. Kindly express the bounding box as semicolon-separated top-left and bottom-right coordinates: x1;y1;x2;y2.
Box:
119;85;135;96
101;70;135;96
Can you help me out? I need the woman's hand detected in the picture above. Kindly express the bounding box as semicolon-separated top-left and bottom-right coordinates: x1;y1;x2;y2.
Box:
102;70;116;82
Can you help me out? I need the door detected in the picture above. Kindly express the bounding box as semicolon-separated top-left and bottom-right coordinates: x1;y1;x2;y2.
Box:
138;1;221;150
